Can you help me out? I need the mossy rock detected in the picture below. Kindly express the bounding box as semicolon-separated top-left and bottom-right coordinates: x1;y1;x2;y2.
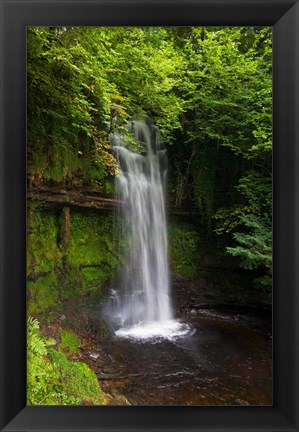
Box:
27;207;62;275
27;206;124;313
59;330;80;355
48;349;107;405
27;271;58;315
65;212;118;269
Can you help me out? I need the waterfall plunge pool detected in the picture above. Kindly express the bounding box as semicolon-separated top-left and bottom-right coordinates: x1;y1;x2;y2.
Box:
52;295;272;406
115;319;195;341
105;313;272;406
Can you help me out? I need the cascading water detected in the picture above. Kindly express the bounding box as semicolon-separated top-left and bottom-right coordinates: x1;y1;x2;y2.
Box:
108;121;191;340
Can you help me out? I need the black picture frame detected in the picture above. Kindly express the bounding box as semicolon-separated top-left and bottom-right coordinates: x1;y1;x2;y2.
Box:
1;0;298;431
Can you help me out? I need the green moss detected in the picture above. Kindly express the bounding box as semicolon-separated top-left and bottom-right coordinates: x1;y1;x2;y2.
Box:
62;212;120;295
58;266;111;299
47;349;107;405
66;213;117;267
27;272;58;315
168;223;200;278
81;267;109;286
28;145;105;187
27;207;123;313
27;207;62;275
104;180;115;194
60;330;80;354
58;267;85;298
27;317;107;405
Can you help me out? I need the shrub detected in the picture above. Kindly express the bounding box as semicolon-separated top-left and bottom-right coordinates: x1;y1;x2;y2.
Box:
168;224;200;278
226;214;272;290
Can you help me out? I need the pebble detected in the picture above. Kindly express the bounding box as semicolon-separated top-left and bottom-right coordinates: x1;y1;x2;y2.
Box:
89;353;99;360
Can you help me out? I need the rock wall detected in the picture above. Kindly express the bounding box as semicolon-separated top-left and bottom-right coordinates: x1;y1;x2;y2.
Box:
27;203;122;315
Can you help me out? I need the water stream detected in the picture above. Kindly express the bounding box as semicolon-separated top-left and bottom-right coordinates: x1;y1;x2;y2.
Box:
109;121;190;339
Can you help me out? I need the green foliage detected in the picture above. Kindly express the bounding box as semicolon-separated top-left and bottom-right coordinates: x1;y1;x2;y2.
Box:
27;26;273;295
27;208;62;275
226;214;272;289
27;206;60;314
27;317;58;405
184;27;272;160
47;349;106;405
191;143;218;225
179;27;273;285
27;27;188;188
60;330;80;354
169;27;272;230
237;171;272;214
99;27;187;141
214;171;271;235
214;169;272;287
66;213;117;268
27;317;106;405
27;272;58;315
27;27;117;187
168;224;200;278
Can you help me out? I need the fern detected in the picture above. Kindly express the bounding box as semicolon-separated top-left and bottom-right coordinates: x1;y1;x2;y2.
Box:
27;317;57;404
27;316;107;405
226;214;272;288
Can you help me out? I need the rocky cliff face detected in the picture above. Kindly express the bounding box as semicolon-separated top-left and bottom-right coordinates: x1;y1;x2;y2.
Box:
27;203;122;315
27;187;270;319
27;184;121;211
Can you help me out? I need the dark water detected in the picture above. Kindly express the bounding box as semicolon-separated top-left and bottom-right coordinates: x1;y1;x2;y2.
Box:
98;314;272;406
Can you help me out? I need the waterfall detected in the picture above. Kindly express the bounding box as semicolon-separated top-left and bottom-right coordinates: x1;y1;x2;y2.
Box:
112;121;172;325
108;121;191;340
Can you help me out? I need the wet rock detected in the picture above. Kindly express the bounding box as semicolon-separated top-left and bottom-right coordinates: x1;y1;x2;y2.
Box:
98;373;114;380
235;398;250;406
107;393;131;405
89;353;99;360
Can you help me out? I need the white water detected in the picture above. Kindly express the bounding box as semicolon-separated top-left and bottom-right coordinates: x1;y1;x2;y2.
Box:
109;121;191;340
115;320;194;342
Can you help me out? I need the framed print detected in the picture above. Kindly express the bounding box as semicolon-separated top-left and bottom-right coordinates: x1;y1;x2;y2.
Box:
0;0;298;431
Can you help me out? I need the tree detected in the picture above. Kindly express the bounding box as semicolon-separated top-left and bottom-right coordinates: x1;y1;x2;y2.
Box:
27;26;273;288
27;27;187;188
226;214;272;290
